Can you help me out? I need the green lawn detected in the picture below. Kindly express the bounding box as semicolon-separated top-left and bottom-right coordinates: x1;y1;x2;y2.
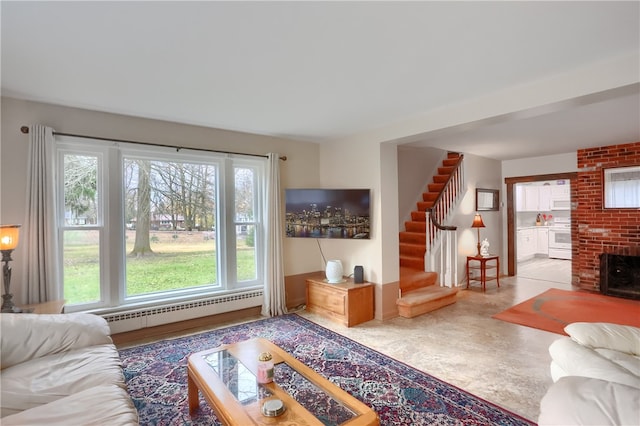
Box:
63;231;256;305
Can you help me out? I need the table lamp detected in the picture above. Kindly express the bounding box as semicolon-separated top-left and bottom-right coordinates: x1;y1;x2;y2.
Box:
1;224;21;313
471;214;485;257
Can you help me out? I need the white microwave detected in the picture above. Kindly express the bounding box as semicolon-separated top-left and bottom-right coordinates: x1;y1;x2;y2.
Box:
551;198;570;210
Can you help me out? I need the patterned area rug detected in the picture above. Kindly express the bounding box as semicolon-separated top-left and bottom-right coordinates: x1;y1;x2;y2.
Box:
119;314;534;425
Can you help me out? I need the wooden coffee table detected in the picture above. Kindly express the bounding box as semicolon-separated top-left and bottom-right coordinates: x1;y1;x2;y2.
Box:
187;338;379;425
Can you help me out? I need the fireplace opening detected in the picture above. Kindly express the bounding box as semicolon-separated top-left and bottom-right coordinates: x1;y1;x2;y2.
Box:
600;253;640;300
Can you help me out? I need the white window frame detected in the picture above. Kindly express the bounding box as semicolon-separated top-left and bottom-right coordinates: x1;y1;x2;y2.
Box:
228;159;264;287
56;137;266;313
604;165;640;209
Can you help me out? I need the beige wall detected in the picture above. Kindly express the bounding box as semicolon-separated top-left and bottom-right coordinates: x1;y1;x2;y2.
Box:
397;146;445;228
501;152;577;178
0;97;321;304
313;135;395;320
317;137;384;283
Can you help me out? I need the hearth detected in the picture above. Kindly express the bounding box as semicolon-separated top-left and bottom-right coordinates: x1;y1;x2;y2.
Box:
600;253;640;300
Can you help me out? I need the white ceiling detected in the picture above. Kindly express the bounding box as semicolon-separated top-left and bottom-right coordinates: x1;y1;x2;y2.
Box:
2;1;639;161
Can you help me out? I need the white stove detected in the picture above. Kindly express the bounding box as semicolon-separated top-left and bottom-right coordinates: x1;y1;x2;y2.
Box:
549;217;571;259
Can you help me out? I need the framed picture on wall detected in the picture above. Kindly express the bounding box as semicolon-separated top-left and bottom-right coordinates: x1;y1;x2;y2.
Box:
476;188;499;211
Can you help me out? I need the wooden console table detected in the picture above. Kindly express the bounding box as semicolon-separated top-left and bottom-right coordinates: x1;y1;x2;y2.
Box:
466;255;500;291
306;276;374;327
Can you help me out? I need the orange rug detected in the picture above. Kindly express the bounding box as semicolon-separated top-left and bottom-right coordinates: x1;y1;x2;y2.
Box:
492;288;640;335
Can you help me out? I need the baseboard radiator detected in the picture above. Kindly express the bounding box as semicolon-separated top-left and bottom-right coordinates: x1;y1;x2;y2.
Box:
102;291;264;334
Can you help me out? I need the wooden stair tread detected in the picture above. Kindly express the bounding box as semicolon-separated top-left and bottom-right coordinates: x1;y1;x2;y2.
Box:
399;245;425;257
422;192;438;201
399;255;423;261
404;221;426;232
410;211;426;221
399;256;424;269
417;201;434;210
399;242;426;249
397;286;458;305
396;286;458;318
399;267;436;292
399;231;426;240
442;159;459;166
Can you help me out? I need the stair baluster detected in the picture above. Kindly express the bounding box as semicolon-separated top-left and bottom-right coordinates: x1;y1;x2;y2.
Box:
424;154;464;287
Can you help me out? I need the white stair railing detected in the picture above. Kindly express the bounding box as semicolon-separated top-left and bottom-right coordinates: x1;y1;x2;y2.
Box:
424;155;465;287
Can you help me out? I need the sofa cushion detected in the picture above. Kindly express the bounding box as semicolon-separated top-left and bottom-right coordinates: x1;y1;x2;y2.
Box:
594;347;640;377
1;313;113;369
539;376;640;426
1;384;138;426
565;322;640;355
0;344;125;417
549;337;640;388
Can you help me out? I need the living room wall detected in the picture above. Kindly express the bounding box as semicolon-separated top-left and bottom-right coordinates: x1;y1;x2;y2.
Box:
0;96;321;306
575;141;640;290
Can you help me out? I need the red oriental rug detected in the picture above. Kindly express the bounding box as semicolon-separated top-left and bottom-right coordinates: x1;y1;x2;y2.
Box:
492;288;640;335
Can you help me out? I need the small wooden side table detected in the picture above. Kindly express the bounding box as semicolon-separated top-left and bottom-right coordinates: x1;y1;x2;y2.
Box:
306;276;374;327
19;300;65;314
466;255;500;291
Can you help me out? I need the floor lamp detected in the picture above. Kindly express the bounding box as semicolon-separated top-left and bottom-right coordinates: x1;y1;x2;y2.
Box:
1;224;21;313
471;214;485;257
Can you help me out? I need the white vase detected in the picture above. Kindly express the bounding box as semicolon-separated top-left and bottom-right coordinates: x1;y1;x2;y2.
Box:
325;260;343;283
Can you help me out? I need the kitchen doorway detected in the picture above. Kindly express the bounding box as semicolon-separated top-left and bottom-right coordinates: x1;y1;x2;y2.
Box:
504;172;577;278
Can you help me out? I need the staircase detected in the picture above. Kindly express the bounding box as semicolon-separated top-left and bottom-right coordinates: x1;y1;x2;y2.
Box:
396;152;464;318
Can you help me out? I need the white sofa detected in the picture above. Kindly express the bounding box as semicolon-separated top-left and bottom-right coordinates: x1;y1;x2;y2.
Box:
1;313;138;425
538;322;640;425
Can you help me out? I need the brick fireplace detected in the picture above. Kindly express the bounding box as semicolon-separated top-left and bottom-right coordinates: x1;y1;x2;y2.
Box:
575;141;640;291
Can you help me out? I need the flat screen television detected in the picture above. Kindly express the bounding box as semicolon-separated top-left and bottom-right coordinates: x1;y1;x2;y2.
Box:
285;188;370;239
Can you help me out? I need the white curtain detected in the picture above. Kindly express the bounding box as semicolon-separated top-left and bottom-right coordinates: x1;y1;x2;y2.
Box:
605;167;640;208
261;153;287;317
23;125;60;303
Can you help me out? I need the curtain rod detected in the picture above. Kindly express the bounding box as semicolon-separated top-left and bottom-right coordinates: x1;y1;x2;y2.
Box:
20;126;287;161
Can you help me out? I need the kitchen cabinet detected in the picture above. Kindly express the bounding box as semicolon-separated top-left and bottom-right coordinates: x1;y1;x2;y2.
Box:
517;228;536;261
551;185;570;200
523;187;539;211
537;227;549;255
538;186;552;211
516;185;551;212
550;185;571;210
516;186;525;211
518;226;549;261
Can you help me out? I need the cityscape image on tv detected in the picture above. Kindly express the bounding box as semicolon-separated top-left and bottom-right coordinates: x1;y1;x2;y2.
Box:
285;189;370;239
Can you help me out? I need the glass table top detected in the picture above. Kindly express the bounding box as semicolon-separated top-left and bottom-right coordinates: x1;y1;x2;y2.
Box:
203;349;356;425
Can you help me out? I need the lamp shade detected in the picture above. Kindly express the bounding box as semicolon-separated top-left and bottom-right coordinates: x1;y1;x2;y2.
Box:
0;225;21;250
471;214;485;228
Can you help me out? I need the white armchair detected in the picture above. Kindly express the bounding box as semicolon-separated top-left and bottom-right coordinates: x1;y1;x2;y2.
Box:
1;313;137;425
539;322;640;425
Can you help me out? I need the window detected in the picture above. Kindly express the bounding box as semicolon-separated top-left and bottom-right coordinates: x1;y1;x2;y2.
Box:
604;166;640;208
57;138;265;312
